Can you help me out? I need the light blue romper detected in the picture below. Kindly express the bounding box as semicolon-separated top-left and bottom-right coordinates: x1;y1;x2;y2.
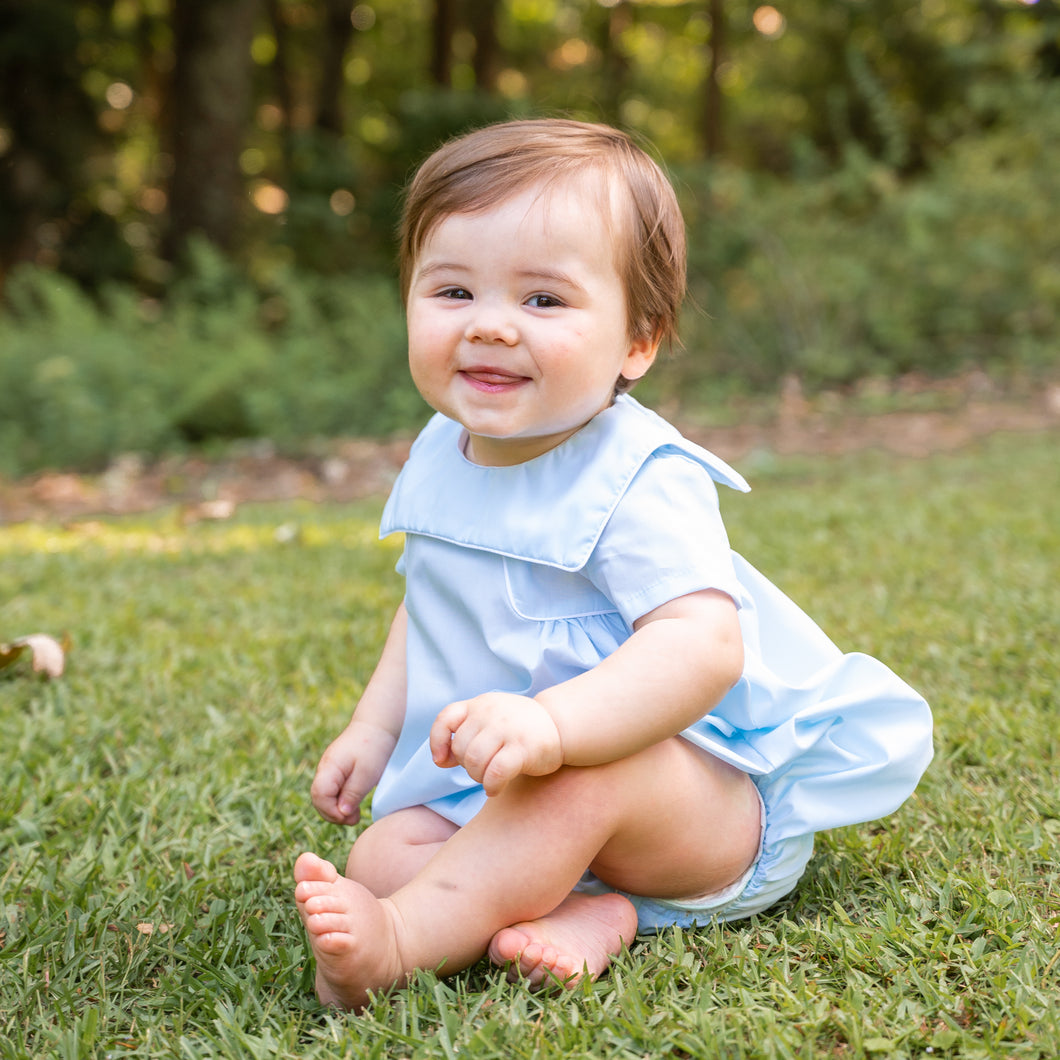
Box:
373;396;934;931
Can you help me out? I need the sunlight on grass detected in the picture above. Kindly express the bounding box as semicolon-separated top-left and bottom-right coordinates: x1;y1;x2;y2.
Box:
0;501;396;558
1;431;1057;1059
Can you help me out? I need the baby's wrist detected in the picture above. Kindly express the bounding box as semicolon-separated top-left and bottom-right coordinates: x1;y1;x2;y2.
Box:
532;692;566;763
345;717;399;752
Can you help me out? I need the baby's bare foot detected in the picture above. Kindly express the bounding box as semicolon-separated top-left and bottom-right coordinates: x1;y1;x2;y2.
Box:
487;891;637;988
293;851;405;1010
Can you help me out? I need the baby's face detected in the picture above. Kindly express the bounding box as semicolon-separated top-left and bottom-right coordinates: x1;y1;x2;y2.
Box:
405;180;657;467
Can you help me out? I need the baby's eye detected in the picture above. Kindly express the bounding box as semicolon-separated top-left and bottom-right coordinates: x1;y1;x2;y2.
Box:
438;287;472;300
526;293;563;309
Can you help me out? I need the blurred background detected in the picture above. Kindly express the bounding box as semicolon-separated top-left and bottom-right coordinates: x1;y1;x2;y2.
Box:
1;0;1058;478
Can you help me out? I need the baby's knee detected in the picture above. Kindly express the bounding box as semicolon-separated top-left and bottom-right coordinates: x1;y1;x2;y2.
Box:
345;806;459;889
359;806;456;851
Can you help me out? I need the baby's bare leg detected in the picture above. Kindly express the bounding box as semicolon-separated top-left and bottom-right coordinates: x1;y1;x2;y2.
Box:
346;805;459;896
487;740;759;985
295;737;758;1009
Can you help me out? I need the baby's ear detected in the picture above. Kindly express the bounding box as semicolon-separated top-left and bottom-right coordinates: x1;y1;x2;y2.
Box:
622;331;660;383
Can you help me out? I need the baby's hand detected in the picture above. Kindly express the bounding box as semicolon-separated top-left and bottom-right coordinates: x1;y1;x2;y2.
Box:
430;693;563;797
311;720;396;825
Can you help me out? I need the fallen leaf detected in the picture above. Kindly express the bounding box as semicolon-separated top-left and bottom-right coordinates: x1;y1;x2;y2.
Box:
0;633;68;678
181;498;237;524
0;642;27;672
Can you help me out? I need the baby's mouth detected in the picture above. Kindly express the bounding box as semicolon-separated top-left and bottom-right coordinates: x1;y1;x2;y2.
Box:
461;368;529;389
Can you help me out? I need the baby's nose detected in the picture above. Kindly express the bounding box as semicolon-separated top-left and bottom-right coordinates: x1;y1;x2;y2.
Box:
465;306;518;345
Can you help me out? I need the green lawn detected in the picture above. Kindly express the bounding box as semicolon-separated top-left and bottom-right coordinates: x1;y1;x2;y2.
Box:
2;430;1057;1059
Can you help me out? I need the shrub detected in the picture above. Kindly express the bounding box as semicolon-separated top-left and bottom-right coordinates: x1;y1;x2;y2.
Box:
667;83;1060;399
0;270;177;476
2;84;1057;476
0;249;422;477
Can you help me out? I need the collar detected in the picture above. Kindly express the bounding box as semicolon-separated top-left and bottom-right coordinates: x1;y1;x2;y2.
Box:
380;395;749;571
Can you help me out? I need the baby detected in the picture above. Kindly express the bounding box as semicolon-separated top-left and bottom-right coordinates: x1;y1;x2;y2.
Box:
294;118;933;1010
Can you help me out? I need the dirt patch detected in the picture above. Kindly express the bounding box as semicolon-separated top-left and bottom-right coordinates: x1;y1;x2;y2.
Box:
3;373;1058;525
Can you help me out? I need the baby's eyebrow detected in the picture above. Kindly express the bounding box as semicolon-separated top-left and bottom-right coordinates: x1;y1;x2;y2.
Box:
414;261;468;280
515;268;584;292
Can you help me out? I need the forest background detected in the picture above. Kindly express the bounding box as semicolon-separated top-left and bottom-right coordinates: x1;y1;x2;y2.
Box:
1;0;1059;479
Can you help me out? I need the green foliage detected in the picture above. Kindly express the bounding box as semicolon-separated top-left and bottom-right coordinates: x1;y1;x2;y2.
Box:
2;79;1057;477
1;433;1058;1057
0;269;175;476
351;90;529;266
3;0;1056;286
731;0;1032;174
0;0;133;284
667;82;1060;397
0;244;421;476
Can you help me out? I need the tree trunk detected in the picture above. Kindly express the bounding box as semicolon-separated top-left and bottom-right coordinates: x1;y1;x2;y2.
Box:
264;0;293;158
0;1;100;281
167;0;261;258
704;0;725;158
317;0;356;134
467;0;500;93
431;0;456;87
597;1;631;126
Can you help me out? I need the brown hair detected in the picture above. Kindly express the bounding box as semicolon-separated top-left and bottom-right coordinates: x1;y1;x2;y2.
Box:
398;119;687;356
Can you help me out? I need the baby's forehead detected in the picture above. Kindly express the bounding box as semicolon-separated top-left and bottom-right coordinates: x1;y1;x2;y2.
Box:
531;171;626;219
433;171;628;248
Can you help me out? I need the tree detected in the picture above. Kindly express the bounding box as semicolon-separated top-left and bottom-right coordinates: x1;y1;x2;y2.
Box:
598;0;632;128
166;0;262;259
0;0;128;288
431;0;457;87
428;0;502;92
317;0;357;134
1;0;1052;285
703;0;725;158
468;0;501;92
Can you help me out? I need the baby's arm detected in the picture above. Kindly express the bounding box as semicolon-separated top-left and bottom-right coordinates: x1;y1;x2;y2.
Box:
311;603;408;825
430;588;743;795
539;587;743;763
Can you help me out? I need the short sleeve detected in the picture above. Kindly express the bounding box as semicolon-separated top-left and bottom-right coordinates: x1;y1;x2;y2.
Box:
582;452;745;626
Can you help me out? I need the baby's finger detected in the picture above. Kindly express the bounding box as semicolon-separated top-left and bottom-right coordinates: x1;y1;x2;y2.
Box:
480;745;527;797
335;782;366;822
458;730;507;785
310;769;345;821
311;794;347;824
430;701;468;766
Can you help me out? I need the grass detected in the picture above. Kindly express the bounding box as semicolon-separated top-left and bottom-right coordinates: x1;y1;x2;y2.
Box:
1;429;1058;1059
